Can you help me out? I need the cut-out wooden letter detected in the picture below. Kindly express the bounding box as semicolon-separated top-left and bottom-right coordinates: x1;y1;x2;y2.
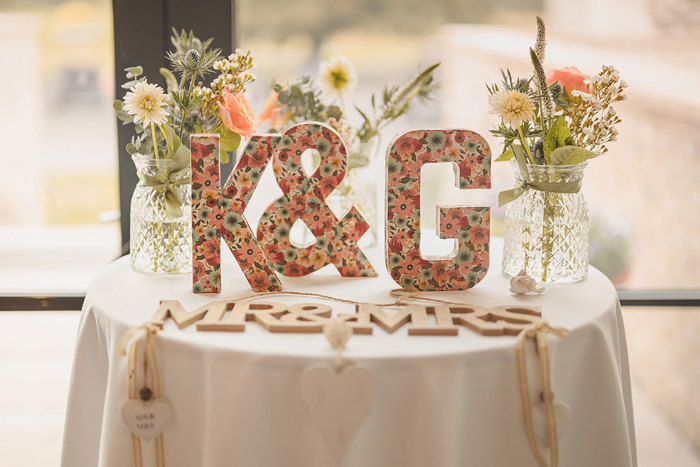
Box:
385;129;491;290
190;134;282;293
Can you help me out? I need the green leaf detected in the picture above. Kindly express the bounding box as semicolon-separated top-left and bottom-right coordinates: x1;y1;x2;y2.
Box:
160;124;182;158
326;104;342;121
220;127;241;152
543;116;572;160
121;80;138;90
550;146;596;165
113;100;123;111
355;105;372;127
220;152;230;164
495;148;515;161
159;67;179;93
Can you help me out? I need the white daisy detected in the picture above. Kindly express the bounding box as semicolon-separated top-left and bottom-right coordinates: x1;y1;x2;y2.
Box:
489;90;536;128
318;56;357;98
123;81;169;128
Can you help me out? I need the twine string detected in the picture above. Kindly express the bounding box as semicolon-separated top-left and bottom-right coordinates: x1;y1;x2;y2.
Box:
119;323;166;467
118;289;567;467
516;321;569;467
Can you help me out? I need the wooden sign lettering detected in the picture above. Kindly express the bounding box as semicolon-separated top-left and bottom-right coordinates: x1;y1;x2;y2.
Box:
152;299;541;337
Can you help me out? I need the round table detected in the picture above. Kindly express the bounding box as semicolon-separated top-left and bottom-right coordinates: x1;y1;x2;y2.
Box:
61;240;636;467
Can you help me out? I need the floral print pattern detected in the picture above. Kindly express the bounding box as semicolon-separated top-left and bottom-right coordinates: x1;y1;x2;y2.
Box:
257;123;377;277
191;134;282;293
386;129;492;290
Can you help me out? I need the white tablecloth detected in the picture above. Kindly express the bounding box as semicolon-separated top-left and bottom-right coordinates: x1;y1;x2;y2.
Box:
62;240;636;467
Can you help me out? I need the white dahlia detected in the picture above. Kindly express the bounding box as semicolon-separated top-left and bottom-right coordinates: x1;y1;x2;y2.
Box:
489;90;536;128
123;81;169;128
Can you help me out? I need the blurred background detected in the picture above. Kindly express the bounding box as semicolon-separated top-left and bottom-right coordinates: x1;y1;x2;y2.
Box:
0;0;698;464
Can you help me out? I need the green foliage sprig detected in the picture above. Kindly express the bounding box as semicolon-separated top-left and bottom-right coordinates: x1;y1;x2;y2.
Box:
486;17;625;166
355;63;440;143
114;29;256;163
272;76;343;128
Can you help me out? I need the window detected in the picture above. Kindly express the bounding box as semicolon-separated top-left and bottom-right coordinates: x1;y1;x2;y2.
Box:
0;1;120;295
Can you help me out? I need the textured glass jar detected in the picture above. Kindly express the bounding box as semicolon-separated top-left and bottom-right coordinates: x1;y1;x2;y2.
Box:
502;160;589;283
130;154;192;274
327;137;381;248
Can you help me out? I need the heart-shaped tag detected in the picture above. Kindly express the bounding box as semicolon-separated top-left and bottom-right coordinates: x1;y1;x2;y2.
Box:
533;401;571;446
300;364;377;464
121;397;174;441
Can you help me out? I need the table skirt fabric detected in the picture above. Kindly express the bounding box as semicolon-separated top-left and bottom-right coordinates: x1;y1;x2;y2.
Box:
61;245;636;467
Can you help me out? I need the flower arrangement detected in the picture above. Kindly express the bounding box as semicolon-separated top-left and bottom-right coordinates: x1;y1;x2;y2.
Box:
261;57;440;169
490;17;627;283
114;29;257;168
114;30;258;274
488;17;627;169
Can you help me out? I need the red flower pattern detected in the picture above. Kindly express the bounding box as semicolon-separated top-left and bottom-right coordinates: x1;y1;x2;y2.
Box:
385;129;491;291
190;134;281;293
256;123;377;278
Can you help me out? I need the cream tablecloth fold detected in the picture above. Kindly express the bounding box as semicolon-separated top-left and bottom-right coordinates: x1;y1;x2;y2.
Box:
62;241;636;467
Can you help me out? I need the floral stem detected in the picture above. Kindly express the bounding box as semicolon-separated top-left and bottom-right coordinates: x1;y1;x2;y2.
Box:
541;191;556;282
151;123;160;168
178;74;198;140
158;124;172;154
517;126;536;164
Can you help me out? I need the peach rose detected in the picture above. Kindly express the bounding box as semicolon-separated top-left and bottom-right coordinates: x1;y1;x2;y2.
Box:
546;66;589;96
219;88;256;138
258;90;286;128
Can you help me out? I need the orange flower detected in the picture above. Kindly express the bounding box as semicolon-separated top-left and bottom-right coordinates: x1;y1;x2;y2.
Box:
219;88;256;138
546;66;589;97
258;91;287;128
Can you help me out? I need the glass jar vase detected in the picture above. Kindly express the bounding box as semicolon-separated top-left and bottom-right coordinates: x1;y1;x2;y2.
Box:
130;153;192;274
327;137;381;249
502;160;589;283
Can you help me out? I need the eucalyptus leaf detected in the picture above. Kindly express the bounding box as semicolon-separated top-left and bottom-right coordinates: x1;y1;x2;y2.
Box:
550;146;596;165
124;66;143;77
121;80;138;90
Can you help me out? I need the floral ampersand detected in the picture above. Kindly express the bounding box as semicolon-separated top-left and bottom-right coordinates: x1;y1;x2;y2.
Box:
257;122;377;278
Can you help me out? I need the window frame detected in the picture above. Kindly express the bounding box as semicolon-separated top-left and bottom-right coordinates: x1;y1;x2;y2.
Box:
1;1;698;311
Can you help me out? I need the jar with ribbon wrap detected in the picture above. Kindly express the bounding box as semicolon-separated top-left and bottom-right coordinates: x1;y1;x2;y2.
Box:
500;156;589;283
130;151;192;274
486;16;625;284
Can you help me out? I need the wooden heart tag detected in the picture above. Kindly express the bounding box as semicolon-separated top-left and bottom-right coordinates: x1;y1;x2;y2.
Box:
121;397;174;441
